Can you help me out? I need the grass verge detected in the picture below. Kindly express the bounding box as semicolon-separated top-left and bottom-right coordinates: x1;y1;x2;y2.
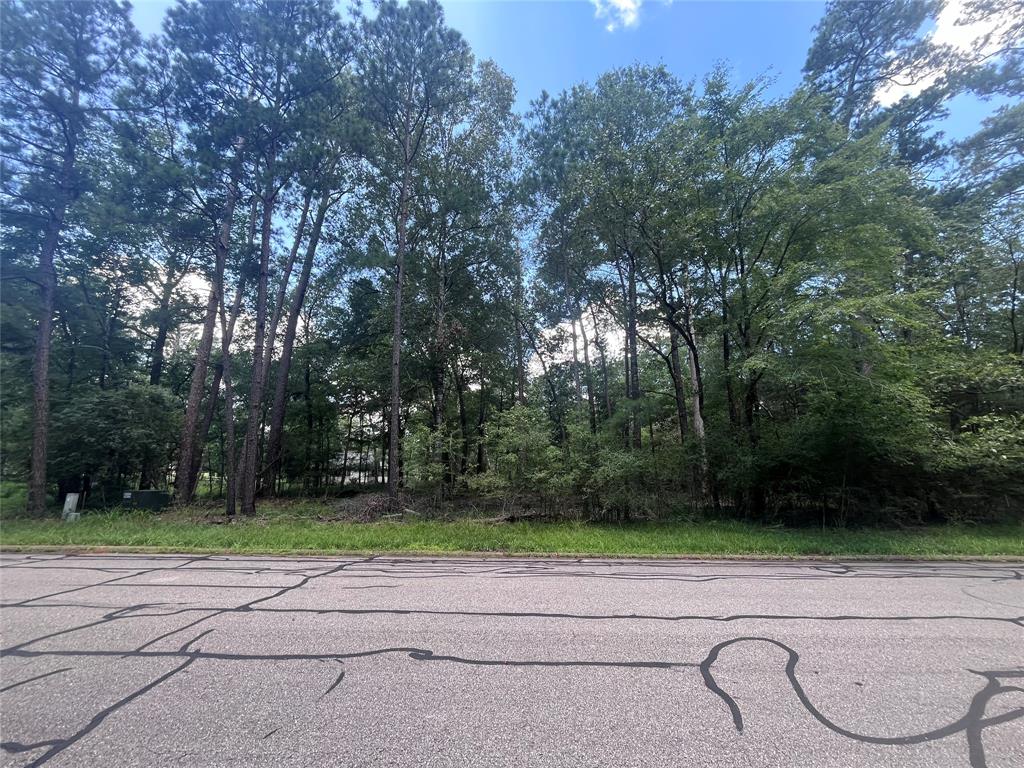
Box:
1;511;1022;558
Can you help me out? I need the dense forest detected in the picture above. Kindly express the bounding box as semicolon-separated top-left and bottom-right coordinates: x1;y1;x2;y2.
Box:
1;0;1021;526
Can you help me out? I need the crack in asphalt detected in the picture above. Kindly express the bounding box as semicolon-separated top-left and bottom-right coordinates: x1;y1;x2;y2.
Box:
1;553;1021;767
699;636;1024;768
0;667;72;693
5;600;1019;628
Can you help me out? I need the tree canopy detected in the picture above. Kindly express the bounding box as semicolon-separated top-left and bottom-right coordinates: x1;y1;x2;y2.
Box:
2;0;1021;526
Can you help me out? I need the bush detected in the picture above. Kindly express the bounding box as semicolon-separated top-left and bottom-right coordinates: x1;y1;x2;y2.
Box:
46;385;181;501
468;405;568;505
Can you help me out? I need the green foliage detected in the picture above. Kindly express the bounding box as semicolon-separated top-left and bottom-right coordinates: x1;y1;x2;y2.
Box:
46;387;181;497
0;481;28;516
1;0;1021;530
470;405;566;498
403;424;450;489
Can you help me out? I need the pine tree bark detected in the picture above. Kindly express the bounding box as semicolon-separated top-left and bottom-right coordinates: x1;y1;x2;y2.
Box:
254;189;311;493
265;192;330;493
27;199;65;515
388;150;413;504
27;90;79;516
513;258;527;406
722;308;739;428
190;219;256;501
578;301;597;433
339;413;354;489
189;364;222;501
513;316;527;406
174;149;242;503
1008;245;1021;354
217;270;248;515
589;304;612;419
238;170;278;516
570;317;582;403
148;268;177;387
476;377;488;473
303;352;313;491
626;254;642;449
454;362;470;477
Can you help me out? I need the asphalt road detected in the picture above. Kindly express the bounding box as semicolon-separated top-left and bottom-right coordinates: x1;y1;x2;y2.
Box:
0;553;1021;767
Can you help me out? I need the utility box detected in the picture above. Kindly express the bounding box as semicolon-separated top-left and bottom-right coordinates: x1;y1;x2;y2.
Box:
62;493;81;523
122;490;171;512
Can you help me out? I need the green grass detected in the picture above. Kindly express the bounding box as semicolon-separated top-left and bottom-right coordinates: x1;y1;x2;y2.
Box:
1;510;1022;558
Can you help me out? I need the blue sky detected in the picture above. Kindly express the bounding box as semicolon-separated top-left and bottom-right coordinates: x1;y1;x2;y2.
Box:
132;0;826;110
130;0;998;139
439;1;826;109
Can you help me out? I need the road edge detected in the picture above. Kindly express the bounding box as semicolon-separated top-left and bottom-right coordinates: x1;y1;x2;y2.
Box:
2;544;1023;562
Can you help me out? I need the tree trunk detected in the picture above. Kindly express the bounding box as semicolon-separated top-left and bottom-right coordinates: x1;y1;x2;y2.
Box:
174;149;242;503
429;218;449;439
302;354;313;492
239;166;279;516
27;204;63;515
513;256;528;405
518;314;564;442
218;274;247;516
669;323;688;446
626;256;642;449
381;407;389;487
454;363;469;477
148;268;176;386
188;265;248;501
722;308;738;428
622;339;631;448
687;346;705;439
27;94;79;516
357;413;366;485
570;317;583;404
388;153;413;504
578;302;597;433
339;413;353;488
681;308;711;502
589;304;612;420
60;318;76;394
97;291;122;390
253;188;311;493
189;363;223;501
220;350;237;516
513;316;526;406
1009;247;1021;355
428;236;447;445
513;315;527;406
265;191;330;493
476;376;488;473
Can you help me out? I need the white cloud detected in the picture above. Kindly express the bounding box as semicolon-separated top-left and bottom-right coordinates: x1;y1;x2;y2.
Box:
591;0;643;32
876;0;1016;105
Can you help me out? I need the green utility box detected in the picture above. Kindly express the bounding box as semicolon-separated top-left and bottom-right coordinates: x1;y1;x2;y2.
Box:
121;490;171;512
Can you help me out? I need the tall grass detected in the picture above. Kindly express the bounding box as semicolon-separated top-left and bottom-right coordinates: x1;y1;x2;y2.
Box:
1;511;1021;558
